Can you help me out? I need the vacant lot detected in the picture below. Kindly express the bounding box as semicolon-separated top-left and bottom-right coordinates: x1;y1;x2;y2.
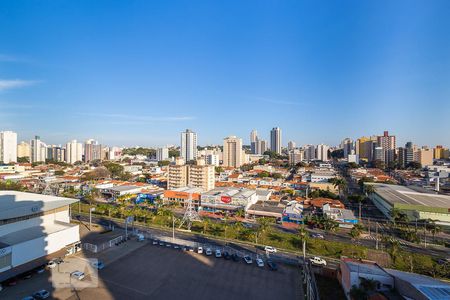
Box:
68;243;302;300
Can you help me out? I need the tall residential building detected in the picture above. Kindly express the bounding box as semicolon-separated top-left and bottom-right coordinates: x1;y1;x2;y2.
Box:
65;140;83;164
356;136;377;161
167;158;215;191
304;145;316;161
84;139;102;162
17;141;31;159
156;147;169;161
250;130;258;154
414;147;433;167
206;154;219;166
30;136;46;163
270;127;282;154
180;129;197;162
377;131;396;163
223;136;243;168
255;139;267;155
341;138;354;159
288;141;296;151
47;145;64;162
289;149;304;165
434;145;450;160
0;131;17;163
316;144;329;161
398;142;414;168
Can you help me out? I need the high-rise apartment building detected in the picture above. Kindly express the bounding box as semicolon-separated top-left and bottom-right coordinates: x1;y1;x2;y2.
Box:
414;147;433;167
341;138;354;159
47;145;64;162
434;145;450;160
156;147;169;161
316;144;329;161
180;129;197;162
398;142;414;168
0;131;17;163
356;136;377;162
250;130;258;154
377;131;396;163
255;139;267;155
289;149;304;165
84;139;102;162
304;145;316;161
30;136;46;163
167;158;215;191
270;127;282;154
288;141;296;151
65;140;83;164
223;136;243;168
17;141;31;160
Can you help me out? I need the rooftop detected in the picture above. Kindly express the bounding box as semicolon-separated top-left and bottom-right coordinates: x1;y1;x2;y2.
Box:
342;258;391;277
0;191;78;220
371;183;450;209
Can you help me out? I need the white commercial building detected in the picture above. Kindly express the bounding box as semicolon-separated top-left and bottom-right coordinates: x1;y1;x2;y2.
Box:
65;140;83;164
0;131;17;163
0;191;80;282
180;129;197;161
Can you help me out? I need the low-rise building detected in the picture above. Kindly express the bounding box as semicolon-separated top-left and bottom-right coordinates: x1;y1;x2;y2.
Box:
200;187;258;212
0;191;81;282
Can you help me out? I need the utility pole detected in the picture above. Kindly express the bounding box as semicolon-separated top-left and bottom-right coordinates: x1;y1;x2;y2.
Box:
172;214;175;243
89;207;95;231
375;222;379;250
423;221;427;248
368;218;371;236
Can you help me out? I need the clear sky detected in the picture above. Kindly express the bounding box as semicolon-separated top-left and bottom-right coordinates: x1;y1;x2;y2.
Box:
0;0;449;148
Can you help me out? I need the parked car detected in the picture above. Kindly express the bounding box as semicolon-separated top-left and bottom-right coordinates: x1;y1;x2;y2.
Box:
256;258;264;267
47;261;57;269
91;261;105;270
310;257;327;266
173;245;181;250
267;260;278;271
264;246;277;253
189;247;194;252
36;266;46;274
243;256;253;264
71;271;85;280
152;240;158;245
231;253;239;262
215;249;222;258
22;272;33;279
32;290;50;299
137;234;145;242
223;251;231;260
205;248;213;256
311;233;324;239
197;247;203;254
165;243;171;248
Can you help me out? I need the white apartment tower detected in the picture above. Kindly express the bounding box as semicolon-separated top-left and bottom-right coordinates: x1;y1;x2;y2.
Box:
223;136;243;168
66;140;83;164
316;144;330;161
156;147;169;161
0;131;17;163
180;129;197;162
30;136;46;163
270;127;282;154
288;141;296;151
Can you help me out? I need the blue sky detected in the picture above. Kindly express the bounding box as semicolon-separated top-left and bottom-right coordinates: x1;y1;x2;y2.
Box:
0;0;449;147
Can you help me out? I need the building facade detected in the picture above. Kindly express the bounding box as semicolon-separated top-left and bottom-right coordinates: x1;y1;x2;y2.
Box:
0;131;17;164
65;140;82;164
223;136;243;168
180;129;197;162
270;127;282;154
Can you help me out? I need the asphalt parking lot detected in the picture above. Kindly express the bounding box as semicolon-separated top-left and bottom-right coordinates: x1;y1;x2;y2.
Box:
68;242;302;300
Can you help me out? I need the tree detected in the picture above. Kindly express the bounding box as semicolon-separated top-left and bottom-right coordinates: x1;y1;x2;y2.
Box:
330;149;344;159
364;184;375;196
388;239;400;263
298;225;309;260
259;171;270;178
271;173;283;179
158;160;170;167
322;216;339;232
406;161;422;170
0;180;26;191
82;167;111;181
425;219;441;243
353;195;365;220
104;162;125;179
17;156;30;163
331;178;347;196
256;218;271;244
349;224;364;239
390;208;409;227
214;166;224;173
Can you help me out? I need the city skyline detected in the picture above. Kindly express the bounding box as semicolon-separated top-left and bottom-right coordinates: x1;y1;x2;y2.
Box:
1;1;450;146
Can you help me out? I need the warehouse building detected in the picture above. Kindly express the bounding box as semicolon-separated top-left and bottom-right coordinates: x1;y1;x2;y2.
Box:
368;183;450;226
0;191;80;282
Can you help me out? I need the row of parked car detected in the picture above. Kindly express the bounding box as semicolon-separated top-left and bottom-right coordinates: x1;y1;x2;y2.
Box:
151;239;279;271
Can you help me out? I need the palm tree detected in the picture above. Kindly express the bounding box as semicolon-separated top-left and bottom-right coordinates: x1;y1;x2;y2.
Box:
349;224;363;240
256;218;271;244
202;218;212;234
322;216;339;232
354;195;365;220
332;178;347;196
390;208;409;227
298;225;309;260
364;184;375;196
388;239;400;264
426;219;441;243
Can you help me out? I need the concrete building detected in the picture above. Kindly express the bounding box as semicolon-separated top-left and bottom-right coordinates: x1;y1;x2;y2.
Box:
223;136;243;168
316;144;329;161
17;141;31;160
156;147;169;161
356;136;377;162
47;145;64;162
0;191;80;282
289;149;304;165
414;147;433;167
167;158;215;191
368;183;450;226
304;145;316;161
180;129;197;162
377;131;396;164
250;129;258;155
339;258;394;300
398;142;414;168
288;141;296;151
84;139;102;162
65;140;82;164
206;154;219;166
200;187;258;212
0;131;17;163
270;127;282;154
341;138;354;159
30;136;46;163
255;139;267;155
434;145;449;160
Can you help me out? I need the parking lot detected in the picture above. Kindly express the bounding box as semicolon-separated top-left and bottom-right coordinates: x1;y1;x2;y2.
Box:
69;242;302;300
1;237;302;300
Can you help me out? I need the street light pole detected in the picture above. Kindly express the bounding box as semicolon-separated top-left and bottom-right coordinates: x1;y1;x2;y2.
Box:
89;207;95;231
172;215;175;243
375;222;379;250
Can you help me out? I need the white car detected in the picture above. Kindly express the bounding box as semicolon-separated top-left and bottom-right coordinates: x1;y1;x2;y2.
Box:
256;258;264;267
71;271;85;280
310;257;327;266
197;247;203;254
205;248;213;256
32;290;50;299
47;261;56;269
152;240;158;245
264;246;277;253
243;255;253;264
215;249;222;258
